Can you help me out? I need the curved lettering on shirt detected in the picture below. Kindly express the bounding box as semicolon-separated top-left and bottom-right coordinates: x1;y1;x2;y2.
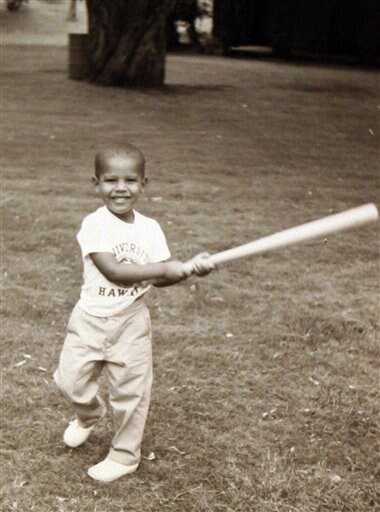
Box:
112;242;149;264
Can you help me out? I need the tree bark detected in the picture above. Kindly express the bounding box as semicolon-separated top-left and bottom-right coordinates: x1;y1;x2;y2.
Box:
85;0;175;86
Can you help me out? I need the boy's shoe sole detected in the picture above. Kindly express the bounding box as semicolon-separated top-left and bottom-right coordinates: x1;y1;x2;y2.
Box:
87;457;138;482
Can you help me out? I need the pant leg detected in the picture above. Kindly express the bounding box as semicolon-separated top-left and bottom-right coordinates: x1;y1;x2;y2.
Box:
105;302;153;466
54;304;107;427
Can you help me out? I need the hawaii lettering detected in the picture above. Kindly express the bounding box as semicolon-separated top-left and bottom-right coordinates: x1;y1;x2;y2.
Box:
98;286;140;297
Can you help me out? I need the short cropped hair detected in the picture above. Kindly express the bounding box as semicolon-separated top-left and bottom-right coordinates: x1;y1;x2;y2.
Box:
94;145;146;178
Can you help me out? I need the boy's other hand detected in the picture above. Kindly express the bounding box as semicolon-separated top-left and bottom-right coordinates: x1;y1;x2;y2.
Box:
185;252;216;277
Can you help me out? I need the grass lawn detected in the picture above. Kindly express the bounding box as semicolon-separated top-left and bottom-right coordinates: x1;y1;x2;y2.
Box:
1;44;379;512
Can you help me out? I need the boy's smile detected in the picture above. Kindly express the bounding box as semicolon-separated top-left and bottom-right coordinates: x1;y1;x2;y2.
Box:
93;155;146;223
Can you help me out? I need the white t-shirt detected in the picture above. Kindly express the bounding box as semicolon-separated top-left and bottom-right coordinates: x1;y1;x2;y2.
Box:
77;206;171;317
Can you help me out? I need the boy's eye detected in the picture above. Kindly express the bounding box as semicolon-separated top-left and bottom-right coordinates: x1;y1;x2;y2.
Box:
102;176;139;184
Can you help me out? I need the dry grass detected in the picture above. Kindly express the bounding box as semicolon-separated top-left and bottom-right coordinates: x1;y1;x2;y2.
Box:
1;45;379;511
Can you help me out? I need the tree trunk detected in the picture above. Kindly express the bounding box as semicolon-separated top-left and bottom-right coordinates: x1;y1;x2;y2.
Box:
85;0;175;87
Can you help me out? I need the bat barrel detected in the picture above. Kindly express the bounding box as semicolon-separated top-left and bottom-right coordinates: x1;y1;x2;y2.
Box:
208;203;379;266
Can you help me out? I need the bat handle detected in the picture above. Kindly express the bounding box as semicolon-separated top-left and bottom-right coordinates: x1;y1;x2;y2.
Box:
183;254;216;276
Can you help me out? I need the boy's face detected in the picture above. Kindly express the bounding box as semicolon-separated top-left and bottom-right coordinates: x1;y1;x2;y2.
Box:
93;154;146;222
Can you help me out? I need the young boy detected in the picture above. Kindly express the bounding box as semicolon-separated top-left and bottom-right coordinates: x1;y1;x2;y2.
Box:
54;145;214;482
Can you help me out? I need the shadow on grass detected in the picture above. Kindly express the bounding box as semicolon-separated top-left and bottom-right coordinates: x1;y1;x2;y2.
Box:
129;83;234;97
269;82;376;96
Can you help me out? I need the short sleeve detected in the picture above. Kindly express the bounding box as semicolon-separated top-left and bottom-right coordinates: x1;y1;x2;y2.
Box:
149;221;171;263
77;215;112;257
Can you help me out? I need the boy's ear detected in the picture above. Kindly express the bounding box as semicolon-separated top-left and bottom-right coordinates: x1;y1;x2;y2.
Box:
140;176;148;192
92;175;99;188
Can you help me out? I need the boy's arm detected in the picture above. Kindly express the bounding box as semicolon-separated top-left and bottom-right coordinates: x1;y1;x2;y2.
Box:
90;252;189;287
151;265;185;287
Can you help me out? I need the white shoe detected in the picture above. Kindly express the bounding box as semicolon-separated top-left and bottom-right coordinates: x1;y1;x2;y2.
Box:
63;419;95;448
87;457;138;482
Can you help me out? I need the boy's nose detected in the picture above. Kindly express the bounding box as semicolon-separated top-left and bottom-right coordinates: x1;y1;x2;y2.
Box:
116;180;128;191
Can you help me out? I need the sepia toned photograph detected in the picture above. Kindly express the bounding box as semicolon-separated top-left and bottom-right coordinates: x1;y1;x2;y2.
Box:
1;1;379;510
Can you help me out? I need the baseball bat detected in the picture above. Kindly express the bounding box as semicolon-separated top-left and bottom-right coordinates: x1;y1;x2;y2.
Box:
184;203;378;273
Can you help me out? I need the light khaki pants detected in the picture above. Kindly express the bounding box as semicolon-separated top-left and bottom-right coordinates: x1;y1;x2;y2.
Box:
54;298;152;467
